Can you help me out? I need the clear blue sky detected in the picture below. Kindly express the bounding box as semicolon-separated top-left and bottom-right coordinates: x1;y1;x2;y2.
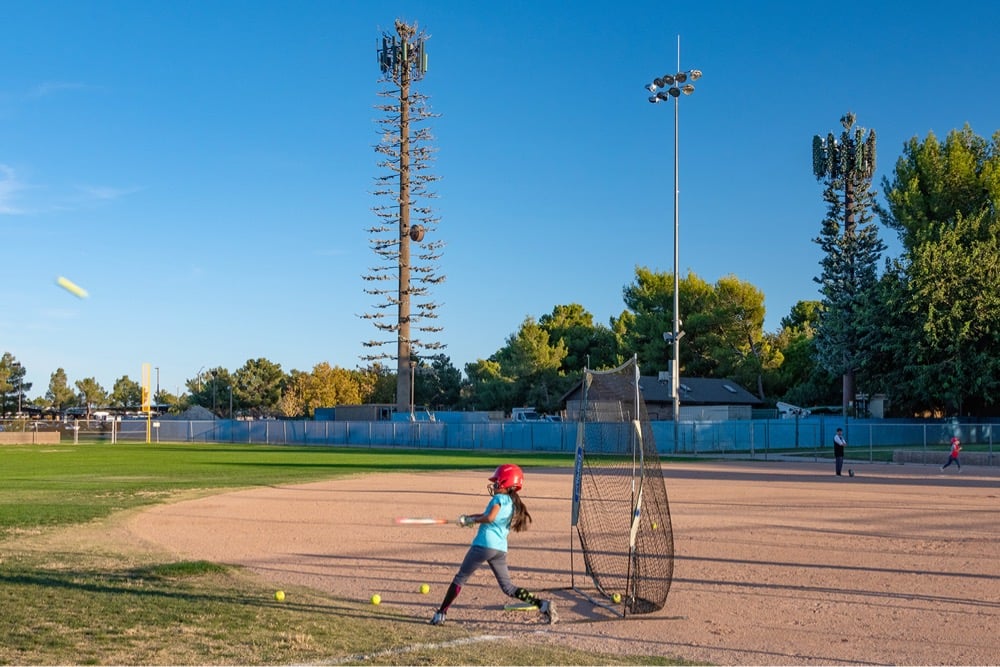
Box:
2;0;998;398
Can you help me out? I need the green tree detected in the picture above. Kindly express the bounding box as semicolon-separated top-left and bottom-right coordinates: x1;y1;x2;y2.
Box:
0;352;30;416
109;376;142;410
538;304;620;372
233;358;285;418
615;266;715;376
770;301;839;407
879;126;1000;253
154;388;186;415
186;367;234;417
462;316;571;414
873;125;1000;415
357;363;396;405
812;112;887;418
700;275;781;399
462;359;513;411
417;355;463;410
874;212;1000;415
46;368;77;413
74;377;107;419
494;317;569;412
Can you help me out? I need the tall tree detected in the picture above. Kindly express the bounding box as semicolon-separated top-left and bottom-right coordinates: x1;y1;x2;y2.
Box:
770;301;839;407
0;352;30;416
462;359;513;412
74;377;107;419
702;275;780;399
873;125;1000;415
616;266;714;376
811;112;887;419
871;212;1000;415
879;126;1000;252
46;368;77;413
109;376;142;410
417;355;463;410
495;317;569;412
463;317;569;413
233;358;285;418
357;362;397;405
539;303;620;372
186;367;234;417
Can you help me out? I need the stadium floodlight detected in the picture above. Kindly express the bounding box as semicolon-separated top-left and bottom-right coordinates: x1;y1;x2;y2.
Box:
645;37;702;452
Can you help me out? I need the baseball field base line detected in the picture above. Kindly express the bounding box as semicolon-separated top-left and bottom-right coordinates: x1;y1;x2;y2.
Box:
329;633;510;665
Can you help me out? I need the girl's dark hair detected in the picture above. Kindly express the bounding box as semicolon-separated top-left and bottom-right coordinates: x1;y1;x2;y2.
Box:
508;490;532;533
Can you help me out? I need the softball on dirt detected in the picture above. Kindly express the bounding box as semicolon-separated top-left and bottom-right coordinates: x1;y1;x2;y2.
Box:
370;594;381;605
419;583;430;594
612;593;622;603
274;590;285;602
651;522;658;530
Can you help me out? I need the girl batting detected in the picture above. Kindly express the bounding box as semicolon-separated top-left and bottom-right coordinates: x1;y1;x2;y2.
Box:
429;463;556;625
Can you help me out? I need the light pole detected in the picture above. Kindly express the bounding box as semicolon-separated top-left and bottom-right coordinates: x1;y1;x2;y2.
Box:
646;38;701;451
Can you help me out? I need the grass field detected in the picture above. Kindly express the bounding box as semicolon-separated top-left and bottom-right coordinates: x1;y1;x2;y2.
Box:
0;443;688;665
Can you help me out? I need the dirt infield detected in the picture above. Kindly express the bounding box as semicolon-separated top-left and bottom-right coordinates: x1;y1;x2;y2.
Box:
126;460;1000;665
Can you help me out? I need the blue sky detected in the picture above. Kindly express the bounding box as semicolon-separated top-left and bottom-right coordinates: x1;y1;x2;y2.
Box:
2;0;998;398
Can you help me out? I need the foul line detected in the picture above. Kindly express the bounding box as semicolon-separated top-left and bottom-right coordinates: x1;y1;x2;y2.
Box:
323;633;510;665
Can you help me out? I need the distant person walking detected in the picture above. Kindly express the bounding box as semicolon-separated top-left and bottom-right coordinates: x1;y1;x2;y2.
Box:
833;428;847;476
941;436;962;472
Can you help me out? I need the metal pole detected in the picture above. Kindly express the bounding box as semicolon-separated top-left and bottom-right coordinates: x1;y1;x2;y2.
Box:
672;36;681;453
645;39;701;455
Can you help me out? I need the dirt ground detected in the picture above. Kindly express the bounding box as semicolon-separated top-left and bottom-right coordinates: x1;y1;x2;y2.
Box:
125;460;1000;666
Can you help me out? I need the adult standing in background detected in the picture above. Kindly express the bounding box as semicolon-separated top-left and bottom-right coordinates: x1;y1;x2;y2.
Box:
833;428;847;476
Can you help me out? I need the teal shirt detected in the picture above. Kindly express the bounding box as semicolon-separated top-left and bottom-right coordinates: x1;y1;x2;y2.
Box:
472;494;512;552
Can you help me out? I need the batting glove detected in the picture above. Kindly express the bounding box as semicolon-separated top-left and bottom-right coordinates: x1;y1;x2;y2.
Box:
457;514;475;527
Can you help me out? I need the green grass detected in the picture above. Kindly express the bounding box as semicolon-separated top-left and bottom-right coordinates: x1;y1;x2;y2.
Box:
0;443;693;665
0;443;575;538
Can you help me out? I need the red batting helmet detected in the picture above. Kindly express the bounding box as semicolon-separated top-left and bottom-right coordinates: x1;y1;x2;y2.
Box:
489;463;524;492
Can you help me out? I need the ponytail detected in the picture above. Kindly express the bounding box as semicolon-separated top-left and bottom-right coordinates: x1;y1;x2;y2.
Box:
508;490;533;533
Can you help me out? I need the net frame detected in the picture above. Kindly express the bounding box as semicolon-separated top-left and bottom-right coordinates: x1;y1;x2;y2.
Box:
569;355;675;617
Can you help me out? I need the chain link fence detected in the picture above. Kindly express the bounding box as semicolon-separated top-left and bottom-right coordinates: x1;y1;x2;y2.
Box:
1;416;996;465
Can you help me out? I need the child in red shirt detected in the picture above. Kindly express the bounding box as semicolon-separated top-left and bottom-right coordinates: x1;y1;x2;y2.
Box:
941;436;962;472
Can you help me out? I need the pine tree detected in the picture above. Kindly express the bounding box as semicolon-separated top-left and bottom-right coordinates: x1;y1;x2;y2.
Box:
811;113;886;418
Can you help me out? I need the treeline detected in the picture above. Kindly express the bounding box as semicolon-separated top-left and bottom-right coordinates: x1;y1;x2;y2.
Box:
3;124;999;419
0;277;817;420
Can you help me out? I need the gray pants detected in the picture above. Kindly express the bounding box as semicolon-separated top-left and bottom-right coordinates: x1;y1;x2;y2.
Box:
452;545;519;597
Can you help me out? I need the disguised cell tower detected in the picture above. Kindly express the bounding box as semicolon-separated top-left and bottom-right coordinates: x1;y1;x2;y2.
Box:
812;112;883;423
362;19;444;414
